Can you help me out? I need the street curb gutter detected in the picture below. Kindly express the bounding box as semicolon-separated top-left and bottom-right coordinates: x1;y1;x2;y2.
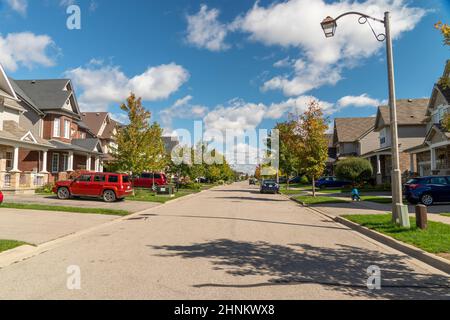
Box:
284;194;450;275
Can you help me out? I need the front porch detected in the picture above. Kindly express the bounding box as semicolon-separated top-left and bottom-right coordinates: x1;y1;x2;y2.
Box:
364;152;392;185
409;144;450;177
48;150;104;183
0;145;50;193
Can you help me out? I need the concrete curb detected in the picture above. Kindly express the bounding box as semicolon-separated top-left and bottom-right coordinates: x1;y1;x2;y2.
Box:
284;194;450;275
0;185;219;269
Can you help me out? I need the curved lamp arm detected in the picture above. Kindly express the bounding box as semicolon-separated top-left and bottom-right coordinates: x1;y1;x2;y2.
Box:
322;11;386;42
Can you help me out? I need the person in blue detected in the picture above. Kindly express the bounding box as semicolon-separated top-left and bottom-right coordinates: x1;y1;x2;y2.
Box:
351;185;361;202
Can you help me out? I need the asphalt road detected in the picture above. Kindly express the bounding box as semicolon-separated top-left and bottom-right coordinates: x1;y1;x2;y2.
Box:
0;182;449;300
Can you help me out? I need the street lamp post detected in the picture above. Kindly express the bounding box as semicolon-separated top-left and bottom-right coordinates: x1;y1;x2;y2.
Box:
321;11;409;227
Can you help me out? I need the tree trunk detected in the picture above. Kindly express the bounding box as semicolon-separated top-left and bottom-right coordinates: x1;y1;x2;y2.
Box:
287;175;290;190
312;176;316;197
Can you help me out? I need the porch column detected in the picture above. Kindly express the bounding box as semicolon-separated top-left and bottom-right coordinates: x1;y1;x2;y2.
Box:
409;153;415;173
99;160;104;172
68;152;74;172
86;155;92;171
376;155;382;185
431;147;437;172
11;146;20;172
94;157;100;172
41;151;48;173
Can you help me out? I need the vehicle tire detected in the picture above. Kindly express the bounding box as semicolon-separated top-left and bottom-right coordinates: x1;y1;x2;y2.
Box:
103;190;117;203
420;194;434;206
57;187;70;200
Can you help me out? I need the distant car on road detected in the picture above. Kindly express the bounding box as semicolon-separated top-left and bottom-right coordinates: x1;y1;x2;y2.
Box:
133;173;167;189
53;172;133;202
315;176;352;189
404;176;450;206
260;180;280;194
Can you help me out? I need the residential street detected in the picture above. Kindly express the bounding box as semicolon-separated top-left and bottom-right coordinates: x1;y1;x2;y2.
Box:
0;182;449;300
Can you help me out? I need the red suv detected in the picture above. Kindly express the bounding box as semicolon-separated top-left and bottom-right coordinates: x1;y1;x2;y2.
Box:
53;172;133;202
133;173;167;189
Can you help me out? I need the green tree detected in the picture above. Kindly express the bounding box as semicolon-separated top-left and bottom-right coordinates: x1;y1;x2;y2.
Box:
112;93;166;174
276;120;300;189
295;100;329;197
335;157;373;184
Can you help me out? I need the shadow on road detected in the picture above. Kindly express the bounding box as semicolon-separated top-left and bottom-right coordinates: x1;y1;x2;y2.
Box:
146;214;349;231
151;240;450;299
214;196;286;202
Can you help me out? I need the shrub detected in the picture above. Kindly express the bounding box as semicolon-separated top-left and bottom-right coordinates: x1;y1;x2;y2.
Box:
179;182;202;190
300;176;309;184
35;183;54;194
335;157;373;183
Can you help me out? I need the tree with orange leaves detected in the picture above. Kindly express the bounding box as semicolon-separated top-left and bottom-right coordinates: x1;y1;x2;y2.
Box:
294;100;329;197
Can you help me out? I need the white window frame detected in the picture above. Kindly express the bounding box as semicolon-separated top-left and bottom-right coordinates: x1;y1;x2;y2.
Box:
52;153;60;173
62;154;68;171
64;120;71;139
5;152;13;171
53;118;61;138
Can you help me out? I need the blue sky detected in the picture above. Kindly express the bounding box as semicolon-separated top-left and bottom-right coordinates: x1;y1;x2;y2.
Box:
0;0;449;164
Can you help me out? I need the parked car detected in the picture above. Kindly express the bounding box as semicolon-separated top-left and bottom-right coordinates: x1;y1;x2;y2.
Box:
0;191;3;204
260;180;280;194
404;176;450;206
53;172;133;202
133;173;167;189
315;177;352;189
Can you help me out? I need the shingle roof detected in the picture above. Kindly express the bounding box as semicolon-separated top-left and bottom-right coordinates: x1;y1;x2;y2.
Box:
376;99;429;129
81;112;109;136
0;121;53;147
50;138;102;154
334;117;376;143
12;79;72;111
100;118;119;139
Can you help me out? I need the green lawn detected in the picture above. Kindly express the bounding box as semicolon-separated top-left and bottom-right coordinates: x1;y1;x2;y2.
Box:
128;188;197;203
294;195;350;205
361;196;393;204
441;213;450;218
0;240;28;253
1;203;129;216
344;214;450;254
280;188;307;196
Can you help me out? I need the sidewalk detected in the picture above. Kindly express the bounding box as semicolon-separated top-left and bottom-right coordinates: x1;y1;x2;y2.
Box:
310;197;450;226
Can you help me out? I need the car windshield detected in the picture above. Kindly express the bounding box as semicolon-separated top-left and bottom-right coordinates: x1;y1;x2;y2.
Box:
406;179;420;184
122;175;130;183
264;180;277;184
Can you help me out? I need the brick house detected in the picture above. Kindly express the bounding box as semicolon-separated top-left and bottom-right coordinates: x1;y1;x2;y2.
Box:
362;99;429;184
81;112;119;164
406;61;450;176
12;79;105;184
0;66;54;193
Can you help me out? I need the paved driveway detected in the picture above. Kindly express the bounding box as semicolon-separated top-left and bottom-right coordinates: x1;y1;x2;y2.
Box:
4;194;157;213
0;208;116;245
0;183;449;299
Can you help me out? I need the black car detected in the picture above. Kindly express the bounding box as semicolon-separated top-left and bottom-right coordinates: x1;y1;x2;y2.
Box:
404;176;450;206
260;180;280;194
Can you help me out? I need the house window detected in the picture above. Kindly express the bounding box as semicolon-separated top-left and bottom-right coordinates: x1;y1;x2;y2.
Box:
62;154;68;171
5;152;13;171
52;153;60;173
380;137;386;145
53;118;61;137
64;120;71;139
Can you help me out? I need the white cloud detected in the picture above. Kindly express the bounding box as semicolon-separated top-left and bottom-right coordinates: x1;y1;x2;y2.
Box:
337;94;381;108
160;95;208;131
190;0;425;96
0;32;58;72
186;4;230;51
6;0;27;15
64;61;190;111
